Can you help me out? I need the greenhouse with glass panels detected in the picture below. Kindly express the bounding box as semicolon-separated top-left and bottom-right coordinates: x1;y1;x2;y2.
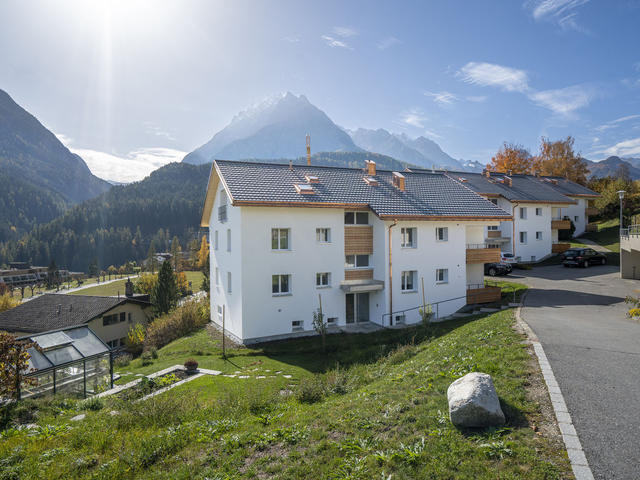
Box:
17;326;113;399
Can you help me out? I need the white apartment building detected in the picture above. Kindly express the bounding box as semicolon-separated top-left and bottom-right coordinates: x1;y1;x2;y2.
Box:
201;159;512;344
422;171;600;262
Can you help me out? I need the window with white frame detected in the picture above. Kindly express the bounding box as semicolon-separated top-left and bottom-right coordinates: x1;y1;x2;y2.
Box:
316;272;331;288
214;230;219;250
401;271;417;292
226;229;231;252
531;256;536;262
401;227;417;248
436;227;448;242
345;254;369;268
520;231;527;244
536;231;543;240
488;225;499;231
272;274;291;295
271;228;290;250
574;216;579;222
344;212;369;225
291;320;303;331
227;272;232;293
316;228;331;243
215;267;220;287
536;207;543;216
520;207;527;219
436;268;449;284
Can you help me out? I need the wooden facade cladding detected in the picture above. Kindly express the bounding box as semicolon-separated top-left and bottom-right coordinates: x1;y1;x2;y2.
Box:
585;207;598;216
344;226;373;255
552;243;571;254
466;247;501;264
586;223;598;232
466;286;501;304
344;269;374;281
487;230;502;238
551;219;571;230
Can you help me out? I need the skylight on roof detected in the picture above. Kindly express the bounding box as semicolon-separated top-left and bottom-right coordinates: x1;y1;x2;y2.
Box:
305;174;319;184
294;184;315;195
363;177;379;186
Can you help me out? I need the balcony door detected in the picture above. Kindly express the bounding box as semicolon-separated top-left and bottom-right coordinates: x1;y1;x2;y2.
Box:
346;292;370;324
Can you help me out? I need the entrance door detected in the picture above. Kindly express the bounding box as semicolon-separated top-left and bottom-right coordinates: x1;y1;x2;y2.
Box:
346;293;370;324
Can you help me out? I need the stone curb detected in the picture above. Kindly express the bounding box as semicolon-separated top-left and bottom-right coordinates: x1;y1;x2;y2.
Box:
515;292;595;480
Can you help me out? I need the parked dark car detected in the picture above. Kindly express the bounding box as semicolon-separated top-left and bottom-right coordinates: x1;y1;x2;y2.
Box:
484;262;511;276
562;248;607;268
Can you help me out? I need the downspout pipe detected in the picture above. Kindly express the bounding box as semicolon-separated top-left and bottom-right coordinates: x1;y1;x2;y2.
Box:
511;202;519;258
388;219;398;325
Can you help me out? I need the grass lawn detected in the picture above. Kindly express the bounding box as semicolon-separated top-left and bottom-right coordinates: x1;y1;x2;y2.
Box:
69;271;205;297
579;217;620;253
0;308;572;479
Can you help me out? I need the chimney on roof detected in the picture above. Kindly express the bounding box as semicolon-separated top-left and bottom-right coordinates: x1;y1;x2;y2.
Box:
306;134;311;166
289;159;293;171
125;278;134;298
392;172;405;192
365;160;376;176
504;176;513;187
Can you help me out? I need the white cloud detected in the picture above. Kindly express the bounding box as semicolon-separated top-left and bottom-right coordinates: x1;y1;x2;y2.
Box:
400;109;427;129
458;62;530;93
466;95;487;103
591;137;640;157
529;85;592;115
71;147;186;183
424;90;459;105
377;36;401;50
143;121;177;142
595;114;640;132
527;0;590;32
55;132;74;145
321;35;352;49
332;26;358;37
423;129;442;140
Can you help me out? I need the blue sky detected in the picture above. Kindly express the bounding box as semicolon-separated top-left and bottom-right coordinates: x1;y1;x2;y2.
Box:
1;0;640;181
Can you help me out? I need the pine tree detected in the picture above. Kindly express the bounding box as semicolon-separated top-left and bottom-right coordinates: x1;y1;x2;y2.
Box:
170;236;182;272
197;235;209;270
152;260;178;316
147;242;157;274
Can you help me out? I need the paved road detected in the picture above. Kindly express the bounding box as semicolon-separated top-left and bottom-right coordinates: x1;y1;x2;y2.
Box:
511;265;640;480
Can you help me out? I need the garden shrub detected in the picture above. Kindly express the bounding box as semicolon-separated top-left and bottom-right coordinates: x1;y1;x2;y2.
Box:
125;324;145;355
114;353;132;367
296;376;325;404
78;396;104;411
145;299;209;350
141;351;153;366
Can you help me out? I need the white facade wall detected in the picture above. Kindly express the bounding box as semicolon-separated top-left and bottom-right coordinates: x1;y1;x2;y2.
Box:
563;197;587;236
513;203;553;262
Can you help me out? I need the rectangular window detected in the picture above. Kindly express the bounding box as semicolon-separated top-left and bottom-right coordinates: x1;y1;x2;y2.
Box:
271;228;290;250
345;254;370;268
401;271;417;292
214;230;219;250
487;225;499;231
119;312;126;322
327;317;338;325
490;198;498;205
102;314;119;326
436;268;449;284
226;229;231;252
436;227;448;242
574;216;579;222
344;212;369;225
272;274;291;295
520;207;527;219
401;227;417;248
536;231;543;240
520;231;528;244
536;208;543;216
292;320;303;331
227;272;232;293
215;267;219;286
316;228;331;243
531;256;536;262
106;339;121;349
128;313;132;323
316;272;331;287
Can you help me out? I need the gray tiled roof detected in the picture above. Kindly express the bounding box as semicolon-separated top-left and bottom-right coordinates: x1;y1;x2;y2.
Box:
215;160;511;218
0;294;150;334
536;176;599;197
413;169;580;203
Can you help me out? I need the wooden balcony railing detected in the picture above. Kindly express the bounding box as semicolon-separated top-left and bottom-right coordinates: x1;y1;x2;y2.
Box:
487;230;502;238
586;223;598;232
585;207;598;216
466;285;502;304
552;242;571;254
466;244;501;264
551;219;571;230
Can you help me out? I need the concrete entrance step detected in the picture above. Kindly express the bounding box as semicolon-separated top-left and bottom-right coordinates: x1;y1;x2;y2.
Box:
479;307;499;313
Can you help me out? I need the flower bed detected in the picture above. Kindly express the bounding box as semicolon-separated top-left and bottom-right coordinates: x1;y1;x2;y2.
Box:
118;371;187;401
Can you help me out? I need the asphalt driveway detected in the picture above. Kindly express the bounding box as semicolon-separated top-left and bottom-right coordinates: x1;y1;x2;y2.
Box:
510;264;640;480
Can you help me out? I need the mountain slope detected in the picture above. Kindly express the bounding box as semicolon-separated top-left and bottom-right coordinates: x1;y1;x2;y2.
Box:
0;89;110;203
349;128;428;167
184;92;360;164
397;133;463;170
585;156;640;180
0;162;210;271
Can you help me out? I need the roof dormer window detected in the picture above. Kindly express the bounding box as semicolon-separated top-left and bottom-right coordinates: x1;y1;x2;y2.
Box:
305;174;319;184
294;184;315;195
392;172;405;192
363;176;379;186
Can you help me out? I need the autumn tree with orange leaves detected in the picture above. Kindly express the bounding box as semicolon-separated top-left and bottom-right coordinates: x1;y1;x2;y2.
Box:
533;136;590;185
486;142;533;174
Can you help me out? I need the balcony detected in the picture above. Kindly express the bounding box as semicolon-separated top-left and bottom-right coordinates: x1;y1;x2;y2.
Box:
466;284;502;304
218;204;227;223
485;230;510;244
552;242;571;254
585;206;598;216
466;244;501;264
586;223;598;233
551;218;571;230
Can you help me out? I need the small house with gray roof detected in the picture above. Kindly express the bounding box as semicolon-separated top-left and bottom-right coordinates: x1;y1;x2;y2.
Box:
0;293;151;348
201;158;513;344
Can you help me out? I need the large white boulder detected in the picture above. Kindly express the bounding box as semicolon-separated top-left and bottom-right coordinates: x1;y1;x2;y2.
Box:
447;372;505;428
